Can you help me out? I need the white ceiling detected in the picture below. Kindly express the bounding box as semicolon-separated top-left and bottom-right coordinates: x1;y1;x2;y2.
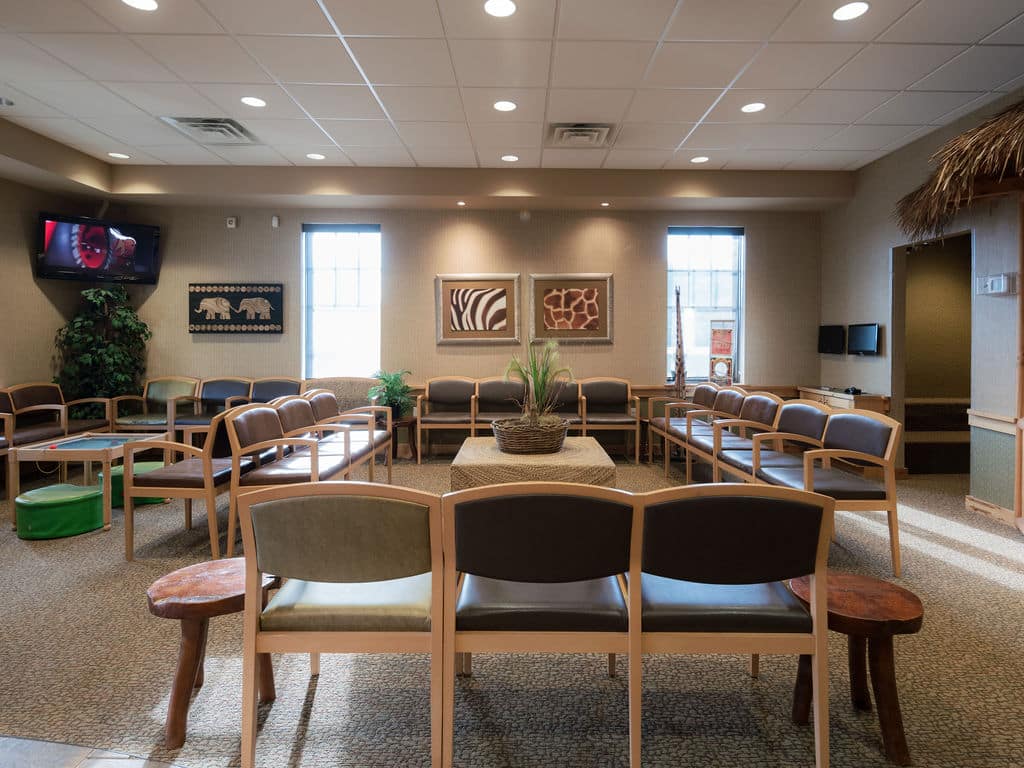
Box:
0;0;1021;171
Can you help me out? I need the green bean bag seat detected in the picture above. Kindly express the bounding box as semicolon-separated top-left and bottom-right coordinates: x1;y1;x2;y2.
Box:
98;462;165;507
16;484;103;540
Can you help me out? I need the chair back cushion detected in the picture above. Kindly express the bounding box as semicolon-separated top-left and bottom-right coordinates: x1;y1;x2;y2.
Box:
250;495;431;583
230;406;284;451
550;379;579;412
146;378;196;408
199;378;250;409
824;412;892;458
738;395;779;427
207;414;234;459
454;494;632;582
581;380;628;413
777;403;829;440
693;384;718;407
252;379;301;402
0;390;12;415
9;384;62;410
427;378;475;408
308;391;340;422
643;495;823;584
712;389;745;416
278;399;317;434
476;379;525;412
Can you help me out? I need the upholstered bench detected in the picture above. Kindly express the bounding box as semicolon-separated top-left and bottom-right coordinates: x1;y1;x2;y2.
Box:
15;484;103;539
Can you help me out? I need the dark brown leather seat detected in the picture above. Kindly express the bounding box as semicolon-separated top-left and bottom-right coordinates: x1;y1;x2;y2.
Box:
9;423;66;445
718;449;803;473
134;457;239;488
758;466;887;499
688;431;756;454
420;412;476;424
416;377;475;463
240;451;351;485
580;378;641;462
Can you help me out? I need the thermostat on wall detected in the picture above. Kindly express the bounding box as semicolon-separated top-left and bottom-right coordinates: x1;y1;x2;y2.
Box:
976;272;1017;296
226;216;238;229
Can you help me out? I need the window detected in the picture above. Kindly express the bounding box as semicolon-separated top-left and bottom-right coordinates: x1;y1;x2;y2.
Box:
666;227;744;382
302;224;382;377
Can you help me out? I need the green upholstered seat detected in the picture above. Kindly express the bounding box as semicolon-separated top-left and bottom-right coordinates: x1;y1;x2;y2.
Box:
115;413;171;427
16;484;103;539
98;461;165;507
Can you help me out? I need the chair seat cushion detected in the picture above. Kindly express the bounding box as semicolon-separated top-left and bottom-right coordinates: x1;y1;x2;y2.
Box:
12;424;66;446
688;432;755;455
718;450;804;474
455;574;627;632
173;414;215;426
756;466;887;500
584;414;636;426
67;418;111;434
475;411;524;424
666;421;714;442
315;435;374;463
133;457;243;489
240;452;350;485
553;413;583;425
420;413;473;425
640;573;811;633
115;414;168;427
260;573;432;632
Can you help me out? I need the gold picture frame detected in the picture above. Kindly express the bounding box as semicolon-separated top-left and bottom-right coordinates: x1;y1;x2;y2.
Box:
529;273;613;344
435;273;520;345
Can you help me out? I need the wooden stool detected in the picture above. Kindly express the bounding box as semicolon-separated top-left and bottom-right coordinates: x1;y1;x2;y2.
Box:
790;572;924;766
147;558;280;749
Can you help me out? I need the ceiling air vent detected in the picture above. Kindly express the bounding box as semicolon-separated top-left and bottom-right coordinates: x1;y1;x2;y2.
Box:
547;123;613;148
160;117;260;145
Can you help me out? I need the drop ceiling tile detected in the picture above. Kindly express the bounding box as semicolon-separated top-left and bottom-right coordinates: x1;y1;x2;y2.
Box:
883;125;935;152
557;0;676;41
460;87;546;123
81;115;195;145
646;42;759;88
103;82;226;117
911;46;1024;92
540;149;608;168
614;123;691;149
546;88;633;123
786;150;877;169
9;80;144;117
201;0;334;34
736;43;863;89
195;83;306;118
342;146;415;166
275;146;353;165
664;151;729;169
0;35;87;80
437;0;556;39
704;90;809;122
683;123;758;149
26;34;177;82
449;40;551;88
82;0;221;33
626;90;719;123
666;0;797;41
377;86;466;122
858;91;983;125
719;150;808;169
879;0;1024;44
935;92;1006;123
286;84;383;119
395;121;472;148
478;148;540;167
322;0;444;36
8;116;128;151
469;122;543;147
140;35;271;83
320;119;403;146
209;145;292;165
0;84;64;117
773;0;918;43
0;0;114;32
409;147;478;167
983;14;1024;45
746;123;843;149
782;90;896;123
823;44;965;90
141;144;227;164
553;41;655;88
603;149;672;168
240;36;361;85
819;123;921;150
348;38;455;86
236;118;331;145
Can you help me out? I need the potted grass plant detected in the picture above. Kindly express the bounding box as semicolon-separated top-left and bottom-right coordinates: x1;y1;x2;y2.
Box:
368;369;414;422
492;340;572;454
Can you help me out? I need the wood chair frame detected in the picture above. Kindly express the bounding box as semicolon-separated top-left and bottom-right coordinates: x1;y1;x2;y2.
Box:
578;377;642;463
111;376;200;433
646;383;720;463
416;376;477;464
691;392;785;482
169;377;253;439
659;386;749;479
299;390;394;483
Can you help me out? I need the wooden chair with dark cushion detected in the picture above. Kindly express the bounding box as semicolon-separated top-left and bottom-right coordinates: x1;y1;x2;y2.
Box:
245;377;303;404
113;376;200;432
579;377;642;463
171;377;252;439
633;484;834;768
300;390;393;482
441;481;641;768
6;382;112;436
472;377;526;430
661;386;747;478
647;382;719;462
239;482;443;768
549;379;583;431
687;392;784;481
416;377;476;464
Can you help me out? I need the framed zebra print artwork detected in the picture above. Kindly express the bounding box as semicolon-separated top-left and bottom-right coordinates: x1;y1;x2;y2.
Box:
529;273;613;344
435;273;520;344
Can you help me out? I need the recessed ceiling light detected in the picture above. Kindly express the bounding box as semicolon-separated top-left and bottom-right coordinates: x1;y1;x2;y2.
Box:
741;102;766;113
833;2;869;21
240;96;266;108
600;202;610;207
306;153;326;160
107;152;131;159
122;0;158;10
484;0;516;17
690;156;710;164
493;100;517;112
457;201;467;206
501;154;519;162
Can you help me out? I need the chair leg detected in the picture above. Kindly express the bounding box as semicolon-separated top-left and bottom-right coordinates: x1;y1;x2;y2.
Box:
442;637;456;767
628;639;642;768
386;444;393;484
240;627;259;768
749;654;759;678
124;494;135;562
664;438;671;477
310;652;320;676
713;458;722;483
430;612;444;768
887;507;902;578
685;448;692;485
206;489;220;560
417;425;423;464
226;496;238;558
367;452;375;482
634;426;640;464
608;653;616;678
811;648;830;768
184;498;193;531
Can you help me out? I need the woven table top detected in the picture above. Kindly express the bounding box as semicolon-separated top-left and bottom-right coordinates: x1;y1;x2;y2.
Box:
450;437;617;491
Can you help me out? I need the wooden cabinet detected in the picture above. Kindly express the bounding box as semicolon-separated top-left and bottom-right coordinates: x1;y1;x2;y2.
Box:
798;386;890;414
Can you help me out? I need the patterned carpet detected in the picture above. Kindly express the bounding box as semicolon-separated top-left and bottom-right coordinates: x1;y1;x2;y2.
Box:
2;459;1023;767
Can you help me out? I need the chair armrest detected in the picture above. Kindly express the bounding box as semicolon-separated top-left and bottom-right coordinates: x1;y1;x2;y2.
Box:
111;395;145;417
580;394;587;421
342;405;391;432
665;401;703;417
803;448;888;470
225;395;251;407
685;409;730;436
712;418;767;448
125;439;203;461
16;403;67;431
1;412;13;444
415;394;425;418
470;394;479;421
168;395;201;419
65;397;113;424
629;395;640;420
751;433;824;472
237;437;319;478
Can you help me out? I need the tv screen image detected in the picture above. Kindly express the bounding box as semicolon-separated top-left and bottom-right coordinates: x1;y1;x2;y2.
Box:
847;323;880;355
36;213;160;284
818;325;845;354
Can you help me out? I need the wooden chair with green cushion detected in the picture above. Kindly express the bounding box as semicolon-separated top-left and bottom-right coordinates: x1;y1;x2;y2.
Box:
112;376;199;432
238;482;444;768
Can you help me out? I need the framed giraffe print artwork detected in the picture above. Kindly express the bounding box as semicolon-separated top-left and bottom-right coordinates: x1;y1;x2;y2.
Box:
435;273;520;344
529;273;613;344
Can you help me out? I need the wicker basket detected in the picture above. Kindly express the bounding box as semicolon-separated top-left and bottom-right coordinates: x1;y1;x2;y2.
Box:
491;417;570;455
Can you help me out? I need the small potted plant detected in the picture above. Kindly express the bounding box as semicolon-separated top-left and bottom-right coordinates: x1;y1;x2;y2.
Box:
368;369;414;422
493;341;572;454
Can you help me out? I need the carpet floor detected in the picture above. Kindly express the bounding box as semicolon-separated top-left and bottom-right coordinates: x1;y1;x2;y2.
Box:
1;459;1023;767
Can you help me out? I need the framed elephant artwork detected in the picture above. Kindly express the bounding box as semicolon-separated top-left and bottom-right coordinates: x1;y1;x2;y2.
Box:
188;283;284;333
529;273;613;344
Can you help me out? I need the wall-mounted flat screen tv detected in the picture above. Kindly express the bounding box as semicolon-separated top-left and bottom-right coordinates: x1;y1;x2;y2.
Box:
818;325;845;354
35;213;161;284
847;323;880;355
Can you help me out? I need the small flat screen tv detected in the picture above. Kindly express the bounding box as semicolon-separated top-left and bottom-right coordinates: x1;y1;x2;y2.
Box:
847;323;880;356
818;325;845;354
35;212;160;284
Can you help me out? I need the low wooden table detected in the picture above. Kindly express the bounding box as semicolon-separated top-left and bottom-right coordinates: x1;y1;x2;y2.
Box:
790;572;924;766
450;436;616;491
147;558;279;749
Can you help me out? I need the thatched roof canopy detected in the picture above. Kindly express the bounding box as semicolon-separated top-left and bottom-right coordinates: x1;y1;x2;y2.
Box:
896;98;1024;241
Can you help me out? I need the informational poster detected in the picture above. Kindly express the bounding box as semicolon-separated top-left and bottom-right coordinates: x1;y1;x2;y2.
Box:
711;327;733;356
709;320;736;385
